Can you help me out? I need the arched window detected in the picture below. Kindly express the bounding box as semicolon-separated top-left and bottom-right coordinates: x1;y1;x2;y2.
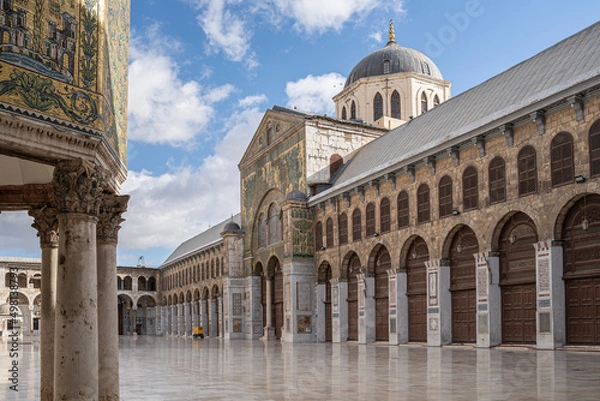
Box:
590;119;600;177
433;95;440;107
211;260;215;278
117;276;123;290
373;92;383;121
18;273;27;288
148;277;157;291
216;258;220;277
518;146;537;196
338;213;348;245
421;92;428;114
201;263;205;280
326;218;334;248
258;213;266;249
417;184;430;223
366;203;376;236
421;61;431;75
268;204;281;245
342;106;347;120
380;198;390;233
315;221;323;250
438;175;453;218
551;132;574;187
352;209;362;242
397;191;409;228
351;101;356;120
391;90;401;119
462;166;479;211
138;276;147;291
330;154;343;177
124;276;132;290
489;156;506;204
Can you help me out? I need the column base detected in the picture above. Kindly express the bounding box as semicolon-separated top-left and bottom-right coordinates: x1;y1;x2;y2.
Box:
260;326;276;341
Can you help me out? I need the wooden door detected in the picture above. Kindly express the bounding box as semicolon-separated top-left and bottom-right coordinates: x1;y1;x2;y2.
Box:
274;270;283;339
563;195;600;345
499;213;537;344
450;226;478;343
324;266;332;342
347;255;360;341
375;247;390;341
407;237;428;342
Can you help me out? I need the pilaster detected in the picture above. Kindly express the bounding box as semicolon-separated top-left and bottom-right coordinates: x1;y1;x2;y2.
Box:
245;275;263;339
535;240;565;349
358;273;375;344
474;252;501;348
426;258;451;346
331;278;348;343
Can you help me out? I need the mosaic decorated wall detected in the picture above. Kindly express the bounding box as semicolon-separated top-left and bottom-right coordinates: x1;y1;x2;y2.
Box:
239;110;307;260
0;0;130;165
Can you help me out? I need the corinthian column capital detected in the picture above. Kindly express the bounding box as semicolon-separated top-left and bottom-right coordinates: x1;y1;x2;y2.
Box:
29;206;59;248
53;159;107;216
97;194;130;244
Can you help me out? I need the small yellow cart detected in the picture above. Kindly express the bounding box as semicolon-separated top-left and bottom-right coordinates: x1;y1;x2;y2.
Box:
193;326;204;339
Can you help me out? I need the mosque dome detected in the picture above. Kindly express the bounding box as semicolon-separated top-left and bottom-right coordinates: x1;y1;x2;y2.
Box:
344;22;443;88
223;221;242;232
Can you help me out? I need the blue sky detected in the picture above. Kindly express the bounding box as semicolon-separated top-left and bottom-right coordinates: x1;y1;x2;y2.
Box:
1;0;599;267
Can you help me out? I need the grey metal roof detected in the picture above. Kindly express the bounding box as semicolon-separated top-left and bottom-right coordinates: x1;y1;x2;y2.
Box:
345;41;443;87
162;214;241;266
318;21;600;198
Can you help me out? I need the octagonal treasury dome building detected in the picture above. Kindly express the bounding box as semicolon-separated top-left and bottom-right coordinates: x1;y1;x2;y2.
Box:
334;21;451;129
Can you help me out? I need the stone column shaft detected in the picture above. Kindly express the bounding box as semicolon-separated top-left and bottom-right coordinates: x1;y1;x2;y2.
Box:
261;277;276;340
54;213;99;401
30;207;58;401
97;194;127;401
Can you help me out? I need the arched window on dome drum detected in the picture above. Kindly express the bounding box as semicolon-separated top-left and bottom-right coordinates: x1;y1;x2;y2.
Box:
391;90;401;119
489;156;506;204
338;213;348;245
373;92;383;121
417;184;430;223
433;95;440;107
342;106;347;120
397;191;409;228
258;213;266;249
315;221;323;250
326;218;334;248
462;166;479;211
590;119;600;177
438;175;453;218
421;93;428;114
380;197;390;233
351;101;356;120
518;146;537;196
421;61;431;75
352;209;362;242
330;154;343;177
366;202;376;236
551;132;574;187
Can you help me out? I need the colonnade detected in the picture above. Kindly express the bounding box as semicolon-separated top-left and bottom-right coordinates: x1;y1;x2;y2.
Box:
160;297;222;337
29;160;129;401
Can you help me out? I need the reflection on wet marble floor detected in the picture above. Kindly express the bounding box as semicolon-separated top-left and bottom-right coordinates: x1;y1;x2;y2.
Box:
1;336;600;400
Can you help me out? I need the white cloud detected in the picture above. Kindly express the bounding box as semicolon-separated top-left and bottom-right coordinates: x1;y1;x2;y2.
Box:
192;0;259;69
285;73;345;115
128;25;235;146
119;105;265;264
269;0;381;34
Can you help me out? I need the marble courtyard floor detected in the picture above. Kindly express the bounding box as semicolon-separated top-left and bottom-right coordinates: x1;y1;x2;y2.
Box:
1;336;600;400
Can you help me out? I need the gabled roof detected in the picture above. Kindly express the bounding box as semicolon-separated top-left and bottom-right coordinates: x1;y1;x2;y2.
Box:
161;214;241;266
311;21;600;201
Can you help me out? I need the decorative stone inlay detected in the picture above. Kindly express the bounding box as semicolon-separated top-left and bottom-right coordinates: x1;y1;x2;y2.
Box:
97;194;129;243
29;206;59;247
53;159;107;215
